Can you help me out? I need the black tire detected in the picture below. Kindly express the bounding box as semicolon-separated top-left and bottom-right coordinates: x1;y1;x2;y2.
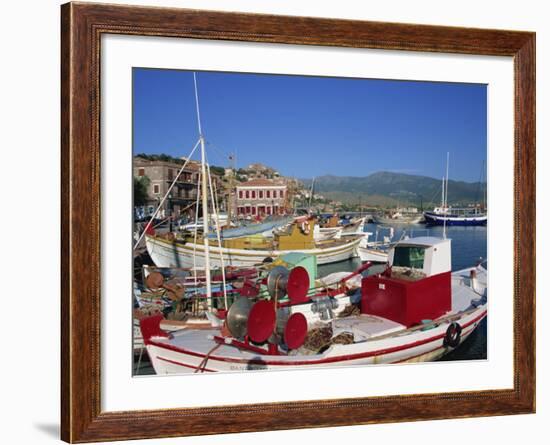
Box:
444;322;462;348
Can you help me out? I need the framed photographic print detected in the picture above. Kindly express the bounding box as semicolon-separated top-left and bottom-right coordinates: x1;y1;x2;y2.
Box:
61;2;535;442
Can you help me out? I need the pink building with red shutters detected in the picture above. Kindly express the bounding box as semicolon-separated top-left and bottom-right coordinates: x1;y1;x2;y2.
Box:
235;179;287;217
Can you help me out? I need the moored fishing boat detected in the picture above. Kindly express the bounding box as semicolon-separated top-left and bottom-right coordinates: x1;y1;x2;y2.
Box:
373;211;424;225
356;229;396;263
145;219;363;268
423;208;487;226
357;241;390;263
424;155;487;226
340;216;367;236
133;264;260;354
313;215;365;241
140;236;487;374
202;216;293;239
313;225;343;241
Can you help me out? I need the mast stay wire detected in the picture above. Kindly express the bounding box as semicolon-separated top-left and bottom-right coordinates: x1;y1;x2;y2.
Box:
205;151;228;310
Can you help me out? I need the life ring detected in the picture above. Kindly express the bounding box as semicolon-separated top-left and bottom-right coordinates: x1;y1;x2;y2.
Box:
444;322;462;348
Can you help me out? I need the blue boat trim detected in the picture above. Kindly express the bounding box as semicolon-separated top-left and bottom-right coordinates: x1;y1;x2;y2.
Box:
423;212;487;226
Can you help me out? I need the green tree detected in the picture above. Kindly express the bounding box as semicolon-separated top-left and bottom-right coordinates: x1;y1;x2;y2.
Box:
134;176;150;206
210;165;226;177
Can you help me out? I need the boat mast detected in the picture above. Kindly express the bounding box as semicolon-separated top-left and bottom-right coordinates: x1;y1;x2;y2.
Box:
441;176;445;212
193;73;212;309
484;170;487;212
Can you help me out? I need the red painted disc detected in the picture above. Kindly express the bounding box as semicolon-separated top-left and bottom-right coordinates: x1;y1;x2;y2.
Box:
247;300;276;343
284;313;308;350
287;266;310;304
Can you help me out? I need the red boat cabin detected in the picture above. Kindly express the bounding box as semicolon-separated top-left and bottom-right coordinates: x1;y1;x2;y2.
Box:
361;237;452;327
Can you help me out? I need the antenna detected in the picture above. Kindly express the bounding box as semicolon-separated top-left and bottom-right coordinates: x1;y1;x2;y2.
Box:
443;152;449;240
308;177;315;212
193;72;203;136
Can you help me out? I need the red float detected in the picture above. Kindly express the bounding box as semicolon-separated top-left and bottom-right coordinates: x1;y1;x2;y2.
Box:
287;266;310;304
247;300;276;343
284;313;308;350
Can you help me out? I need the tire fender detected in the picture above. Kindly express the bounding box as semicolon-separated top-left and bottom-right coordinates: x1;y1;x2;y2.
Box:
444;322;462;348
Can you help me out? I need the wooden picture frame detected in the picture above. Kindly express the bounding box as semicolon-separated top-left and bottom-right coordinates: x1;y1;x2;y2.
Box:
61;2;535;442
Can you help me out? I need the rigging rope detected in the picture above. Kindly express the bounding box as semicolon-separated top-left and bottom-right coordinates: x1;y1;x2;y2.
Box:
205;153;228;310
192;169;201;288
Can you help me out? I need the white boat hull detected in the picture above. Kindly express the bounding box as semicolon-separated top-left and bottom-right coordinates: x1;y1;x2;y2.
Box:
145;234;362;268
314;226;343;241
357;246;389;263
373;215;424;225
144;305;486;374
340;217;367;236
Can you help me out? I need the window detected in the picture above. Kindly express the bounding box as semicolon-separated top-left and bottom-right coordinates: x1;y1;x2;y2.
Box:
168;169;174;180
259;190;263;199
239;190;243;199
138;168;145;176
266;190;271;198
245;190;250;199
252;207;256;215
153;184;160;194
251;190;256;199
393;246;425;269
280;190;284;198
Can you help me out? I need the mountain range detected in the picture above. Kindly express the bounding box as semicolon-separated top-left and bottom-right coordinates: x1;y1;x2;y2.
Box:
301;172;486;207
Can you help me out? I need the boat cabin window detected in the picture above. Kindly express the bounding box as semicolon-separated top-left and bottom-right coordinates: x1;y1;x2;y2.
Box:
393;246;425;269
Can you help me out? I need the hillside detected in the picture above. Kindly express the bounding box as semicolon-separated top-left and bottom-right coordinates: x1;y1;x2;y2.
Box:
303;172;486;206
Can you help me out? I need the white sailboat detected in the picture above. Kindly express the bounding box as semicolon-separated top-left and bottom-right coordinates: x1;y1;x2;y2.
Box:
145;230;362;268
424;156;487;226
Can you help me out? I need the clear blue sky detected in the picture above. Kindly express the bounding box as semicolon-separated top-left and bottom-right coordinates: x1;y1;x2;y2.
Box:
133;68;487;182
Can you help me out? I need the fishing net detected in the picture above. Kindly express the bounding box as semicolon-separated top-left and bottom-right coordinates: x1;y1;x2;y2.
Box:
331;332;355;344
338;304;361;318
302;326;333;351
300;325;356;353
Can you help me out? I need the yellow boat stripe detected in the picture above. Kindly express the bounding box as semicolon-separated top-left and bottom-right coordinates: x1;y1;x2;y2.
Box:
147;235;361;257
